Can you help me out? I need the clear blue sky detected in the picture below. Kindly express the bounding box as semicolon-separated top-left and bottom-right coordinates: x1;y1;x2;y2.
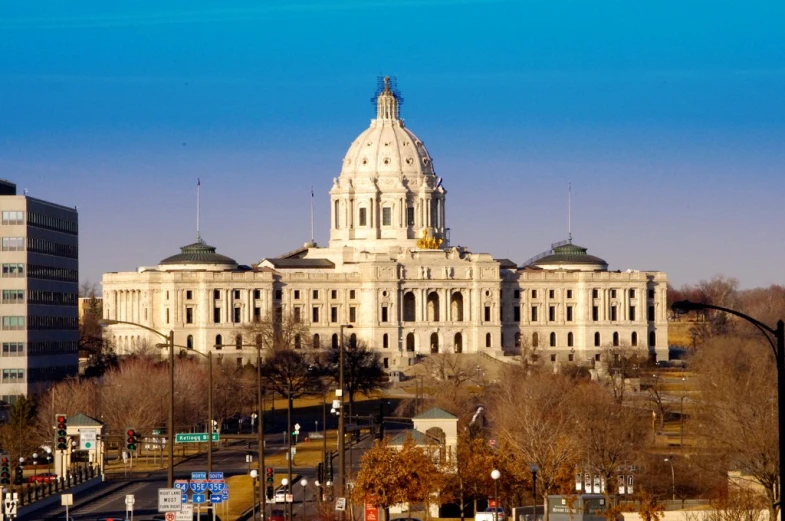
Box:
1;0;783;290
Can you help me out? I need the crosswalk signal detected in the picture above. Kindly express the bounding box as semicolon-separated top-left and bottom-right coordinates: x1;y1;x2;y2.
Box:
126;429;138;451
1;456;10;485
56;414;68;450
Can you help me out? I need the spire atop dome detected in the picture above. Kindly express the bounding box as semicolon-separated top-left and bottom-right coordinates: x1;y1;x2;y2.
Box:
372;76;403;121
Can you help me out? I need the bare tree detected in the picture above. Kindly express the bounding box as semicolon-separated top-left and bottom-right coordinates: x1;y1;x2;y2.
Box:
242;311;310;351
599;343;646;403
325;339;387;416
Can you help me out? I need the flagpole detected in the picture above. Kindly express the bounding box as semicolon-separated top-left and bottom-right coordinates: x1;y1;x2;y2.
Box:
310;186;314;244
197;178;201;242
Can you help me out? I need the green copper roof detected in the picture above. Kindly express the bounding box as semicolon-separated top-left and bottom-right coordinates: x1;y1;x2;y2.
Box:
389;429;434;446
68;413;102;427
413;407;458;420
160;239;238;266
526;240;607;269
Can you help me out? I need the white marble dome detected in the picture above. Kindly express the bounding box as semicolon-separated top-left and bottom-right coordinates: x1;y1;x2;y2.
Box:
339;78;435;179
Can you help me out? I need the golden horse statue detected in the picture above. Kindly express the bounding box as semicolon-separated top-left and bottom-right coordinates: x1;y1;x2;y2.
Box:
416;228;443;249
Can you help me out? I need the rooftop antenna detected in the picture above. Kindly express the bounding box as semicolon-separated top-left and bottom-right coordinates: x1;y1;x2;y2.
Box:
310;186;314;244
196;178;202;243
568;182;572;243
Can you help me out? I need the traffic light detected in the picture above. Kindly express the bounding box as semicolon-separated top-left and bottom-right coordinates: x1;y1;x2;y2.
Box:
126;429;138;451
14;465;22;485
56;414;68;450
266;466;274;485
266;486;274;500
1;456;10;485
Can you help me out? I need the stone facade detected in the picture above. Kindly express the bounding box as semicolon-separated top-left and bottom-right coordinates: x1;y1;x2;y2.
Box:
101;79;668;368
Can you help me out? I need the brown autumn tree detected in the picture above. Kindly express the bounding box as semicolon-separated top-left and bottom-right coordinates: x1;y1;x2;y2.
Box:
352;437;410;519
443;431;496;521
690;336;779;521
399;436;446;520
491;369;582;521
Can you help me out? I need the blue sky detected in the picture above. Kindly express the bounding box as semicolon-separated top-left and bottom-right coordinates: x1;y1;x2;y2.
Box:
1;0;783;289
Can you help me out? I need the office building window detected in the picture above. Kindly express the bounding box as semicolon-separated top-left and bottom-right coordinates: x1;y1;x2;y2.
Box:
349;307;357;323
549;306;555;321
592;306;599;321
330;306;338;323
484;306;491;322
610;289;617;298
359;208;367;226
349;290;356;299
233;290;240;300
1;369;24;383
407;207;415;226
381;306;388;323
233;307;241;323
185;308;193;324
312;290;319;299
549;290;555;299
1;264;24;278
331;290;337;299
1;212;23;225
592;289;599;298
566;289;573;299
213;308;221;323
294;290;300;300
214;290;221;299
549;332;556;347
254;289;261;299
1;238;24;251
166;309;170;323
312;307;319;323
383;334;389;348
629;289;636;298
531;289;538;298
2;343;24;356
629;306;636;321
186;290;193;300
566;306;573;322
2;290;24;303
531;306;538;322
567;332;574;347
294;307;301;322
1;317;24;330
610;306;617;321
382;207;392;226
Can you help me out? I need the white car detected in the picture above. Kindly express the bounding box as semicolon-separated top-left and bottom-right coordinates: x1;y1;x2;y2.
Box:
275;488;289;503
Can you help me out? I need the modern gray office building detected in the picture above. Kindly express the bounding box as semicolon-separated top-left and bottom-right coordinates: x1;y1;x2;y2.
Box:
0;179;79;403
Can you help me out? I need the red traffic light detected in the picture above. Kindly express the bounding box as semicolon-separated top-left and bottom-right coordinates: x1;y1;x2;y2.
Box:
127;429;135;437
266;467;273;475
1;457;7;465
57;415;66;423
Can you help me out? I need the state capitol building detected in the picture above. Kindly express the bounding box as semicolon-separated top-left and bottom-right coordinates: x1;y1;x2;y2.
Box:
102;79;668;368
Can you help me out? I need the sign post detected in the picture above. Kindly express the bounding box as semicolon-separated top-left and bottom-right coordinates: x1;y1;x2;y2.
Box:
158;488;182;513
61;493;73;521
176;433;220;444
80;428;97;450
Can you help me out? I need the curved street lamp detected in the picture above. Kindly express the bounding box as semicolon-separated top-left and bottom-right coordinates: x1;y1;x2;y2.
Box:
671;300;783;512
99;319;175;487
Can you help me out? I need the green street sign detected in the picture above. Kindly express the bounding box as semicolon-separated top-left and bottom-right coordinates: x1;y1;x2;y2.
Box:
175;433;219;444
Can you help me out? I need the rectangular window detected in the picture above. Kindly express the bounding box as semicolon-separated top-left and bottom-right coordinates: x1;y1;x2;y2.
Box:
331;290;337;299
1;343;24;356
610;306;617;321
349;307;357;323
185;308;193;324
648;289;655;299
549;289;555;299
166;309;170;323
1;211;24;225
186;290;193;300
1;369;24;383
1;237;24;251
484;306;491;322
1;264;24;278
549;306;555;321
592;289;599;298
312;307;319;323
382;207;392;226
1;316;24;330
513;290;520;299
275;290;282;300
359;208;367;226
381;306;388;323
166;291;170;300
592;306;599;321
629;306;636;321
567;289;573;299
648;306;655;321
407;207;415;226
610;289;617;298
312;290;319;299
551;354;557;362
350;290;356;299
531;289;538;298
233;290;240;300
1;290;24;303
233;308;241;323
513;306;521;322
214;290;221;300
214;308;221;323
294;290;300;300
294;307;301;322
629;289;636;298
331;306;338;323
254;307;261;321
254;289;261;299
531;306;538;322
567;306;573;322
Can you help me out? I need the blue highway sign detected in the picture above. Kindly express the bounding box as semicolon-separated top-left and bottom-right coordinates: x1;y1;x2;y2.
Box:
193;493;206;504
208;472;224;480
210;494;223;504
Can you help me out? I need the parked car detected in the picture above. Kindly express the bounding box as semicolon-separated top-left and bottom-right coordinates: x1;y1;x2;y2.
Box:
275;487;289;502
29;472;57;483
475;507;505;521
270;508;287;521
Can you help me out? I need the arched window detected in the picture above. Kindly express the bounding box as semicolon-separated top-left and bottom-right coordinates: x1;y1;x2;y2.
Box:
187;335;194;350
350;333;357;348
454;333;463;353
631;332;638;346
613;332;619;347
215;334;223;350
567;332;574;347
294;334;302;349
532;332;539;348
550;332;556;347
406;333;415;352
594;332;601;347
235;335;242;350
649;331;656;347
430;333;439;353
313;334;320;349
334;199;340;229
332;334;338;349
486;333;492;348
382;334;389;348
403;292;416;322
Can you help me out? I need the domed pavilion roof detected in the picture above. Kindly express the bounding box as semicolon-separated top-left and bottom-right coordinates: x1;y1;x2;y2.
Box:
159;238;238;270
526;240;608;271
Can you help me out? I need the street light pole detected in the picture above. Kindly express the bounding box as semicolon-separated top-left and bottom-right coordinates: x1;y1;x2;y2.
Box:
256;344;266;521
531;464;539;521
664;456;675;501
337;324;353;503
671;300;784;513
491;469;501;521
